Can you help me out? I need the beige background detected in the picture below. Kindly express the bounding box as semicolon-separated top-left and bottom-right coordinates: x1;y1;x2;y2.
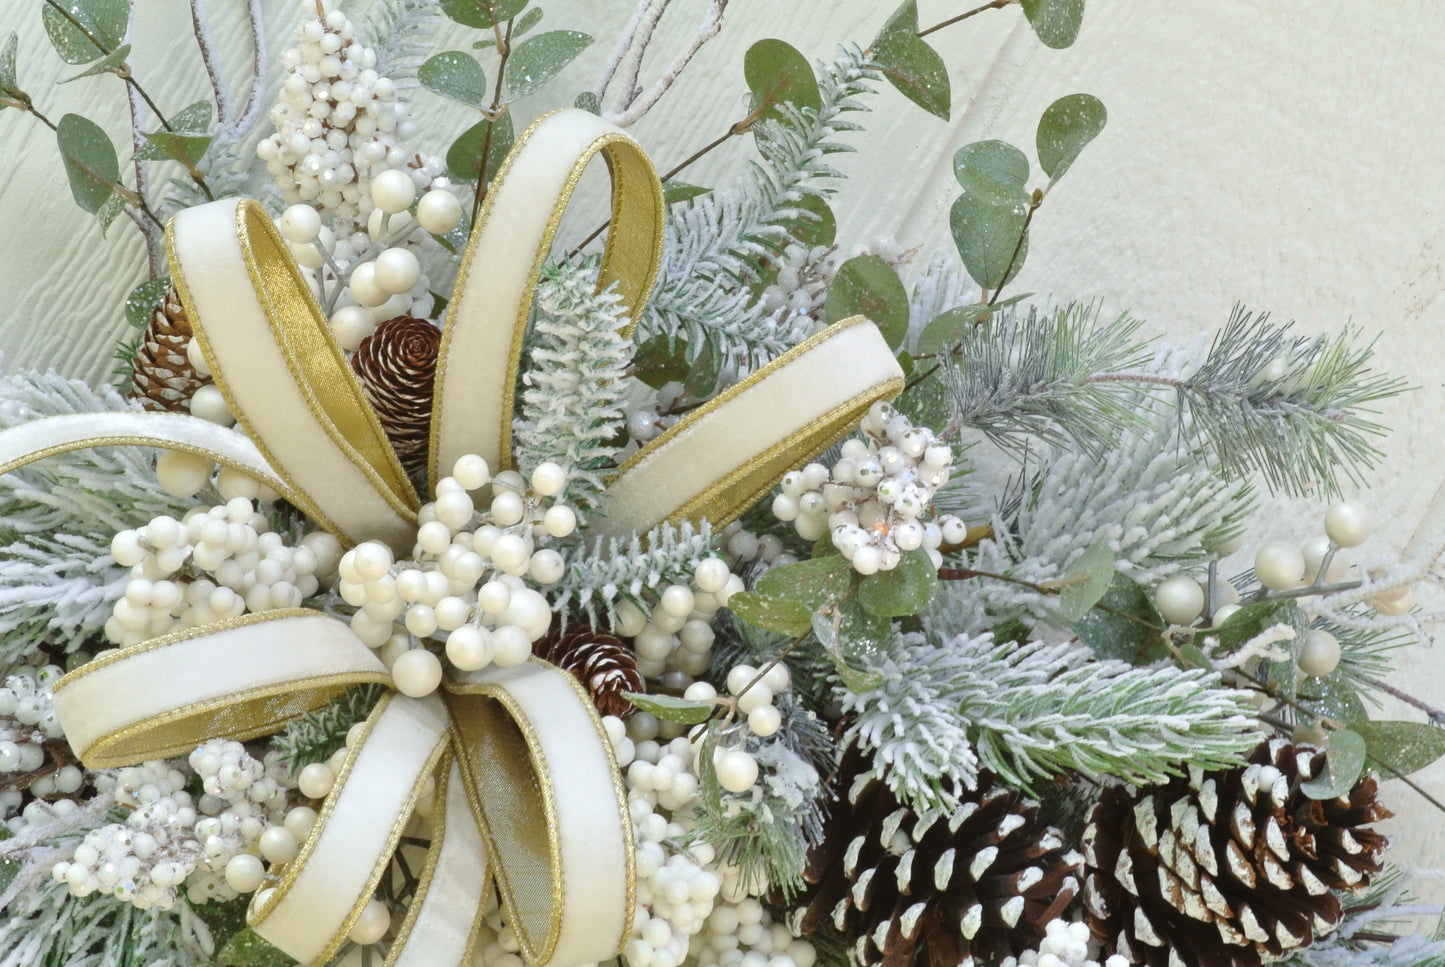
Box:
2;1;1443;904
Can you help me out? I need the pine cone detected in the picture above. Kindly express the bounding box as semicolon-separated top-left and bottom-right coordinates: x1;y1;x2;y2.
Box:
790;745;1082;967
538;626;644;719
130;286;205;412
1082;738;1392;967
350;316;440;484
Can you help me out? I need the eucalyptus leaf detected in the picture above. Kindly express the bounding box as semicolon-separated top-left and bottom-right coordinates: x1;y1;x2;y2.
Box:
1036;92;1106;183
505;30;592;100
1295;670;1367;726
685;337;722;399
1057;542;1115;621
446;111;514;183
420;51;489;108
824;255;910;350
1072;572;1167;665
872;1;950;120
663;180;711;205
727;591;812;638
743;39;821;125
1351;720;1445;777
893;371;949;430
139;131;212;167
858;548;936;617
214;927;294;967
810;609;883;693
950;192;1029;291
953;139;1029;195
513;6;543;35
61;43;128;83
0;856;16;898
914;295;1031;355
1300;729;1367;800
788;193;836;248
439;0;528;29
1213;598;1306;654
574;90;600;114
0;32;17;91
1020;0;1085;49
57;113;119;214
621;692;714;725
97;190;125;235
630;333;690;390
169;99;214;134
42;0;129;65
756;555;854;612
124;278;171;329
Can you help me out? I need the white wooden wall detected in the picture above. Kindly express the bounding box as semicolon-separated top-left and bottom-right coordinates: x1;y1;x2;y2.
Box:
2;0;1444;905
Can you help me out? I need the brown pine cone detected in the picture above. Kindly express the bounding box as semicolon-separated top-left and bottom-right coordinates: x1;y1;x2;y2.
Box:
350;316;440;484
1082;738;1392;967
130;286;206;412
538;626;644;719
790;744;1082;967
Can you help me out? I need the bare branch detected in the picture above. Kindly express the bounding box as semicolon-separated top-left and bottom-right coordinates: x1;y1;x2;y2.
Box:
189;0;233;127
230;0;269;140
605;0;729;128
593;0;666;106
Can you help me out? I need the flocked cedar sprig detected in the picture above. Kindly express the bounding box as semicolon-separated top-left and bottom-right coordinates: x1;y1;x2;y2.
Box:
0;879;213;967
1169;306;1407;496
551;520;716;630
1274;868;1445;967
0;371;194;662
512;262;631;511
638;45;877;383
270;684;382;771
936;301;1153;456
841;630;1259;818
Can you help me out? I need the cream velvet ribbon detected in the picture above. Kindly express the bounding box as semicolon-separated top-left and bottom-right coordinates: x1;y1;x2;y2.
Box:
8;108;906;966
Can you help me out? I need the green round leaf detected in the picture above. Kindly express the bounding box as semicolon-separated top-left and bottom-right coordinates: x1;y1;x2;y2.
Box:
574;90;601;114
0;32;18;91
1037;92;1106;183
621;692;715;725
41;0;129;65
743;39;821;125
756;555;855;612
439;0;528;29
124;278;171;330
630;333;691;390
1072;573;1167;665
1020;0;1086;49
446;111;515;184
789;193;836;248
1058;542;1115;622
873;5;950;121
505;30;592;101
420;52;489;108
727;591;813;637
949;192;1029;291
953;140;1029;195
824;255;910;351
56;113;119;214
1300;729;1367;800
858;548;937;617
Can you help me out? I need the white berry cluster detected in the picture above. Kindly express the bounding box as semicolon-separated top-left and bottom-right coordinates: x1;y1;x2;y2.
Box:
276;171;464;353
773;401;960;574
997;918;1128;967
718;521;798;571
106;499;337;647
597;716;818;967
51;742;292;910
680;660;794;795
755;243;837;342
612;557;744;682
0;667;79;827
256;0;419;235
336;456;578;698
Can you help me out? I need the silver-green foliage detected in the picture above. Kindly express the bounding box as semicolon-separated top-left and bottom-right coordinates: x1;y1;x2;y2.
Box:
513;263;631;510
271;684;382;770
842;630;1258;817
639;45;876;379
356;0;443;82
0;371;193;660
552;520;715;628
0;881;211;967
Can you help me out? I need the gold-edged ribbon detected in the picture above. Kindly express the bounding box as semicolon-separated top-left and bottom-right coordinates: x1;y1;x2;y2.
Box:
11;108;907;967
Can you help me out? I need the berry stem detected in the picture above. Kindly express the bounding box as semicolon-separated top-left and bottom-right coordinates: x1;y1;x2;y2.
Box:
916;0;1018;39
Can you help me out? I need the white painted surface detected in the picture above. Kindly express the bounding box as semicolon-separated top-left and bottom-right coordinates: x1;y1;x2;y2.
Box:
2;0;1443;904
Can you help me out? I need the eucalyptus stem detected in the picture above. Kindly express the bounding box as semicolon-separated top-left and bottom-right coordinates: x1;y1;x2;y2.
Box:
917;0;1018;39
470;18;516;226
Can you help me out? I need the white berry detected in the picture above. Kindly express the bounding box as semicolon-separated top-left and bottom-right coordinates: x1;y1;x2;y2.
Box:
1324;501;1372;548
1299;629;1342;678
1153;575;1205;626
1254;541;1306;590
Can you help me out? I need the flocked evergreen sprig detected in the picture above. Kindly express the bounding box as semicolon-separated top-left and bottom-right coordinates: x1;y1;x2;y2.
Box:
1274;868;1445;967
841;630;1259;817
0;371;193;661
269;684;382;771
639;45;877;384
552;520;717;629
0;879;213;967
513;262;631;510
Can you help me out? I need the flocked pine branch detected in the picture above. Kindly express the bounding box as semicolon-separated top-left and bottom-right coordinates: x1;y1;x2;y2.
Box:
552;520;715;629
1274;868;1445;966
904;250;978;353
270;684;382;770
638;45;877;380
513;263;631;511
0;372;194;661
842;631;1258;817
356;0;443;84
1167;306;1406;496
0;881;212;967
938;301;1152;456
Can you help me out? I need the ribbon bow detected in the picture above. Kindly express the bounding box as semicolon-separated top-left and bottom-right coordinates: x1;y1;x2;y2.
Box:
1;109;903;966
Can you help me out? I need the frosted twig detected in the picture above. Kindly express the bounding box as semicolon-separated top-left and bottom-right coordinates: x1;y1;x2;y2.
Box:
606;0;728;127
122;66;164;276
230;0;269;139
593;0;664;106
616;0;671;115
189;0;233;128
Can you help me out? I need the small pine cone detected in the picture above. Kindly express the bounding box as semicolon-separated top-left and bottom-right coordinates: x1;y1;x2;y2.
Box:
350;316;440;483
1082;738;1392;967
130;287;205;412
790;745;1081;967
538;627;644;719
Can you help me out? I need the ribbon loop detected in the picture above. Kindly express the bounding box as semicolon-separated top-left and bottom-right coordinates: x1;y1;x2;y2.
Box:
448;659;635;967
430;108;666;484
168;199;420;551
